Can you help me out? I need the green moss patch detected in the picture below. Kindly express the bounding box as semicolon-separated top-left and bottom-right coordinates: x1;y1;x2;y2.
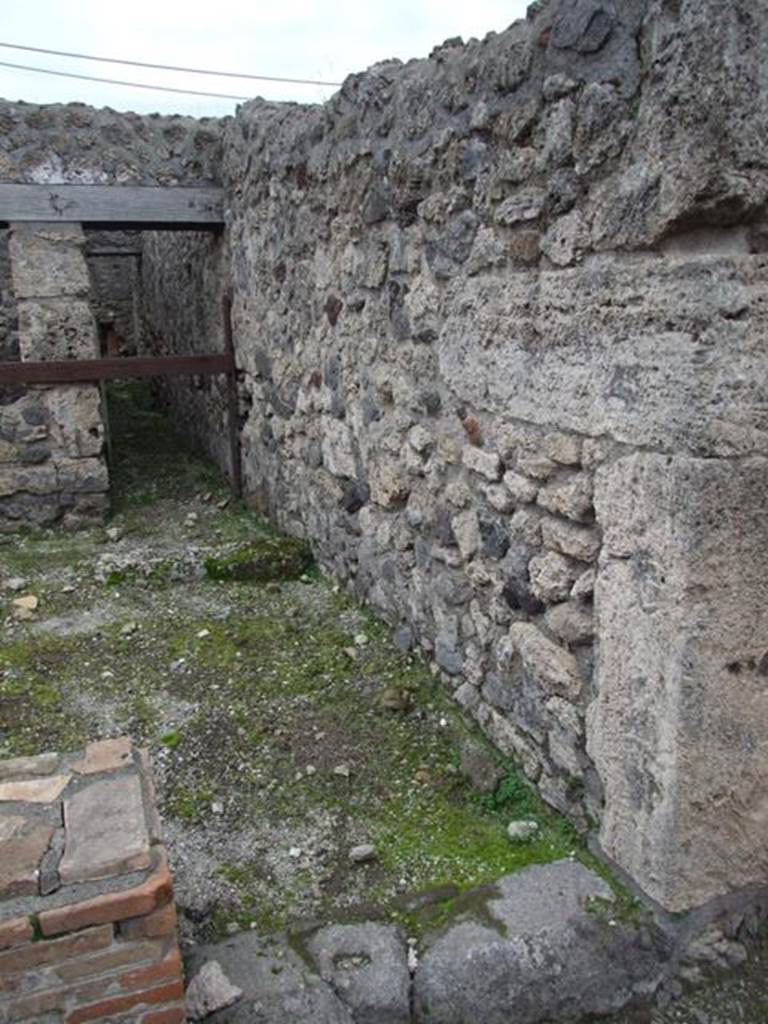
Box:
203;536;313;583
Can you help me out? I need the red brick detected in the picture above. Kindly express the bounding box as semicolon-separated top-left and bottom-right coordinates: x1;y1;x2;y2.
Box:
0;915;33;950
4;986;65;1021
64;978;185;1023
56;938;164;982
140;1003;187;1024
119;946;181;992
40;846;172;937
120;902;177;941
2;973;112;1020
0;923;112;974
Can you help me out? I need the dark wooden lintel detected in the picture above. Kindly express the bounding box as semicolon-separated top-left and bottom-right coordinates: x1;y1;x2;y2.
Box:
0;353;233;384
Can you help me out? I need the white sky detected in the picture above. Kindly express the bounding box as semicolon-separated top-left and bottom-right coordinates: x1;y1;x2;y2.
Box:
0;1;530;118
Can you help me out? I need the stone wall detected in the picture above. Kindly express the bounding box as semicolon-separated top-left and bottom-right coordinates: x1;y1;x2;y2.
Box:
0;229;18;362
86;232;143;353
140;231;232;473
0;99;227;530
141;0;768;913
4;0;768;915
0;224;109;530
0;101;224;185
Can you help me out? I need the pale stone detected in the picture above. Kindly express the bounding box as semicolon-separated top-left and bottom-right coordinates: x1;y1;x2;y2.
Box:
0;752;59;781
541;517;600;562
59;774;151;883
187;961;243;1020
0;774;71;804
541;210;589;266
545;602;594;645
589;453;768;912
537;474;593;522
462;447;502;481
581;437;613;471
349;843;377;863
72;737;133;775
369;459;409;507
528;551;578;603
321;418;356;479
571;568;596;601
451;509;480;561
516;455;557;481
495;189;546;225
484;483;514;513
0;822;55;898
507;623;582;700
506;819;539;841
509;509;542;546
17;297;99;362
9;223;90;299
437;257;768;459
0;815;25;841
408;424;433;453
444;479;472;508
543;432;581;466
548;725;585;776
502;471;538;504
46;386;104;458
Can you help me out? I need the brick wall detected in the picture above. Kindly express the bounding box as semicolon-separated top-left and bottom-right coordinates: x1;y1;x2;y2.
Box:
0;740;185;1023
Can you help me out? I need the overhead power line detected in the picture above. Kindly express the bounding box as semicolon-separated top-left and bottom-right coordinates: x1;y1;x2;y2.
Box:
0;41;342;88
0;59;253;100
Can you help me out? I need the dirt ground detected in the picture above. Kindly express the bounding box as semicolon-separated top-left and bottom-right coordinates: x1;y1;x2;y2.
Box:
0;383;584;943
1;382;766;1020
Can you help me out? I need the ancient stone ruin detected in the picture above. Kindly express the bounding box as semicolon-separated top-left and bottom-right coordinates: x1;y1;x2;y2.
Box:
1;0;767;1000
0;739;185;1022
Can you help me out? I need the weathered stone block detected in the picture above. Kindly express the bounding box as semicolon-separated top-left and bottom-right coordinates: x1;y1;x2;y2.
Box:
590;453;768;912
528;550;578;603
17;298;99;362
505;622;582;700
9;223;90;300
541;516;600;562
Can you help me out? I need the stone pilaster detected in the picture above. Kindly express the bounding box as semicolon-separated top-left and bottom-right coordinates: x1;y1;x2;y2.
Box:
1;223;108;529
589;454;768;912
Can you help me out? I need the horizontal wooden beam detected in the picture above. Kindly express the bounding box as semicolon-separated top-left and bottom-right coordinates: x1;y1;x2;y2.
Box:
0;353;233;384
0;183;224;228
87;248;143;258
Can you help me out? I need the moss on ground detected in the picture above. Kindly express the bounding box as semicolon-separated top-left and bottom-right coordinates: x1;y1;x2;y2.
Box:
0;380;594;940
204;537;313;583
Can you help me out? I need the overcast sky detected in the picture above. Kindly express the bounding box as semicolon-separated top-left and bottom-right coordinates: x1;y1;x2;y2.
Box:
0;1;531;118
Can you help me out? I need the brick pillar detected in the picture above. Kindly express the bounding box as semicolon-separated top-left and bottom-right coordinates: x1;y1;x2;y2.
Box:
589;454;768;913
0;222;108;529
0;739;185;1023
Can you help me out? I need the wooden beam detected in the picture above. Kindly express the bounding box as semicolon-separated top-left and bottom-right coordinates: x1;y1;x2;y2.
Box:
0;183;224;227
87;248;143;258
0;353;233;384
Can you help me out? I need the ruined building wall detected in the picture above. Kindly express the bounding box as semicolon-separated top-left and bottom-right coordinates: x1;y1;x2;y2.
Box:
142;0;768;914
86;231;143;353
0;229;18;361
140;231;233;473
4;0;768;915
0;101;226;528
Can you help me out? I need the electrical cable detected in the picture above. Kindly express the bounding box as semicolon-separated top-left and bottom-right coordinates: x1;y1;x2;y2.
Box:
0;59;254;100
0;41;342;88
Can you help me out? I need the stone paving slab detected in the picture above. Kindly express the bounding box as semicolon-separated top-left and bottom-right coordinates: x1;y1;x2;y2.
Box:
0;822;55;898
0;753;60;782
0;774;71;803
71;737;133;775
59;774;151;884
